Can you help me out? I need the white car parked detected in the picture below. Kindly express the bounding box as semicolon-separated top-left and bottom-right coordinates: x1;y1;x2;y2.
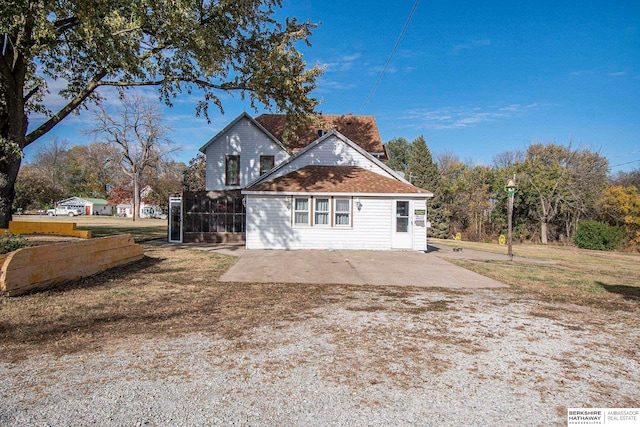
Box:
46;207;82;216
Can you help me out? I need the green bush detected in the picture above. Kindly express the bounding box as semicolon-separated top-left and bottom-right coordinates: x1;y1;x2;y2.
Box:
0;234;29;254
574;220;623;251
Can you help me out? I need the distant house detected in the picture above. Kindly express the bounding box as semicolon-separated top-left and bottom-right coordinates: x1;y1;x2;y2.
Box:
116;186;165;219
57;197;112;215
169;112;433;251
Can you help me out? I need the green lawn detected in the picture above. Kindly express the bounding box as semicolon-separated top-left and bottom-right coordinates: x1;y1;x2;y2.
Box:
430;238;640;307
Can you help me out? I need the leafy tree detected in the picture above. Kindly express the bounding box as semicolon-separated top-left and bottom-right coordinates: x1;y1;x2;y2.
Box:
86;94;174;221
457;166;494;240
0;0;323;227
384;137;411;173
599;185;640;247
31;137;70;200
13;163;60;210
436;151;467;237
65;143;119;198
183;153;207;191
147;159;187;206
519;143;607;244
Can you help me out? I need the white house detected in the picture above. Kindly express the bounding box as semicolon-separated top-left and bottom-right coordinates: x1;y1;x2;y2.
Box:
242;131;432;251
170;111;433;250
57;197;111;215
117;186;165;219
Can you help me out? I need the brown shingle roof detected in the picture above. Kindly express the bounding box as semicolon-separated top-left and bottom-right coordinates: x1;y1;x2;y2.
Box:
245;165;431;195
255;114;385;157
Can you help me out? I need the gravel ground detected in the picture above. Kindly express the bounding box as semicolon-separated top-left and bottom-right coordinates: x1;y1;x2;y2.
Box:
1;287;638;426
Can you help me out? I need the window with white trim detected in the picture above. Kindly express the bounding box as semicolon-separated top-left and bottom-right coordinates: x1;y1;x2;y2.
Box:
334;198;351;226
293;197;309;225
314;198;330;225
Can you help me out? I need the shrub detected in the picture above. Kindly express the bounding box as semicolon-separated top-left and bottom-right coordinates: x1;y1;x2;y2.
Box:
573;220;623;251
0;234;29;254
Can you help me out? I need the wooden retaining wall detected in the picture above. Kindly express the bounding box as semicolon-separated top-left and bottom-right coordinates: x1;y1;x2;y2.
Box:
1;221;91;238
0;234;144;296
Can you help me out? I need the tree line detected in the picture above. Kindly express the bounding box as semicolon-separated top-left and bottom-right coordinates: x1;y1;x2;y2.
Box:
14;94;202;219
386;136;640;251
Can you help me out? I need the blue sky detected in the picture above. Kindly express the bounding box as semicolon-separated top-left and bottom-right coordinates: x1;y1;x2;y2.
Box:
26;0;640;173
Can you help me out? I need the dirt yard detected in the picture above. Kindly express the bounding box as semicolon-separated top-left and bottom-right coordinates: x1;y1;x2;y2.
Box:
1;243;638;426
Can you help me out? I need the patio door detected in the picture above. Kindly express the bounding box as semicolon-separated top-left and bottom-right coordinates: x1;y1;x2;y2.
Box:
168;197;182;243
392;200;413;249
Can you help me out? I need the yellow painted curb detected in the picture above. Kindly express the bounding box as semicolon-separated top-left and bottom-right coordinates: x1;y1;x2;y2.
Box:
6;221;91;238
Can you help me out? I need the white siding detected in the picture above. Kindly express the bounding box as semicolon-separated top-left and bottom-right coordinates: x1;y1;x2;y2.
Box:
269;135;390;181
246;195;431;251
204;117;289;190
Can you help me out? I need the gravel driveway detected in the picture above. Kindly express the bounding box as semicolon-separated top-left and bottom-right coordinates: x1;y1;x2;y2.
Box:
1;285;637;426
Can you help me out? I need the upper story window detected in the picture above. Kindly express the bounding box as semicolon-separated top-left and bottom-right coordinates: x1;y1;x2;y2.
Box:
225;155;240;186
259;155;275;176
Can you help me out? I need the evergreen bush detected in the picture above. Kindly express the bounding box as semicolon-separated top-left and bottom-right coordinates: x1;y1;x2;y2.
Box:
573;220;623;251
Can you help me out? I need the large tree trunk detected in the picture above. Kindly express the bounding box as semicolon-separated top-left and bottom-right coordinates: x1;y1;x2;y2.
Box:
132;176;139;222
539;195;549;244
540;220;548;245
0;156;22;228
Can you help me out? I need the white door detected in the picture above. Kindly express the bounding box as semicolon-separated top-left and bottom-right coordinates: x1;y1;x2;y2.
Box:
168;197;182;243
392;200;413;249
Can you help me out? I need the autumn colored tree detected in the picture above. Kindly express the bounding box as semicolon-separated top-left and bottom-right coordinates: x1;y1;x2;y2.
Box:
0;0;322;227
599;185;640;247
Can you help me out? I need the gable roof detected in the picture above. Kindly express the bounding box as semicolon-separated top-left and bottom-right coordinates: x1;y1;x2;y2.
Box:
247;130;409;189
244;165;431;196
255;113;386;158
59;196;109;205
198;112;286;153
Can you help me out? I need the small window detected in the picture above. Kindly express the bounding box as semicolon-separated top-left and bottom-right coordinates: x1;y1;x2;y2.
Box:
334;198;351;226
396;201;409;232
225;155;240;186
259;155;275;175
293;197;309;225
314;198;330;225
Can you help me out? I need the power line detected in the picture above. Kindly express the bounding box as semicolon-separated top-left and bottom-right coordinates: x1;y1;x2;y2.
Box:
610;150;640;159
611;158;640;168
359;0;420;114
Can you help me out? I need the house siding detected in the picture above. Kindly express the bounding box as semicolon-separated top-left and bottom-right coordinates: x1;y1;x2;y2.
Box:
268;134;389;182
246;195;425;250
204;117;289;191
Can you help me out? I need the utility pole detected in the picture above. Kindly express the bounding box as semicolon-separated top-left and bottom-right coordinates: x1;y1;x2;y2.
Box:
505;176;517;261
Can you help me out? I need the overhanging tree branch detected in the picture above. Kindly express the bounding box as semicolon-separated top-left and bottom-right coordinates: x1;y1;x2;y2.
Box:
25;70;108;145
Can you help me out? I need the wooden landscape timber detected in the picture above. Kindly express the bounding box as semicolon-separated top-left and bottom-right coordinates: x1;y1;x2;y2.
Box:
1;221;91;239
0;234;144;296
